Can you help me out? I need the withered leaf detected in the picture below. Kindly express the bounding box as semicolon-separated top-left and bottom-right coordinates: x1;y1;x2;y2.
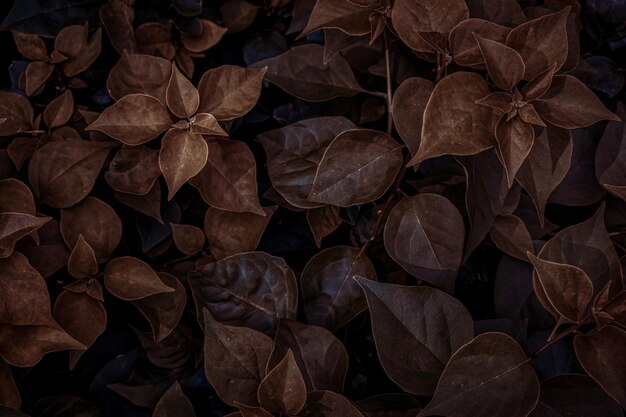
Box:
489;215;534;261
384;194;464;293
197;65;266;121
180;19;227;53
355;279;473;395
449;19;510;68
527;253;594;323
418;333;539;417
159;129;208;200
67;235;98;279
408;72;497;166
505;8;569;81
107;54;172;105
12;30;48;61
307;206;342;248
153;382;196;417
309;129;403;207
54;23;102;77
191;252;297;333
259;116;356;209
0;213;50;258
86;94;172;145
474;34;524;90
28;139;114;208
0;91;33;136
43;90;74;129
53;289;106;369
300;0;373;37
133;272;186;343
170;223;205;256
104;256;174;301
268;320;348;392
300;391;365;417
574;325;626;408
534;75;620;129
257;350;306;416
392;0;468;52
203;309;273;406
391;77;434;157
105;145;161;195
25;61;54;96
301;246;376;330
166;64;199;119
203;206;276;260
190;138;264;215
60;196;122;263
254;44;365;102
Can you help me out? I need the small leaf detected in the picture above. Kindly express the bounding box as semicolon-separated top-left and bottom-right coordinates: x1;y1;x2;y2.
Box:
12;31;48;61
596;103;626;199
86;94;172;145
299;0;374;37
307;206;342;248
166;63;199;119
54;23;102;77
43;90;74;129
474;34;524;90
159;129;208;200
258;350;306;416
67;235;98;279
107;54;172;105
495;116;535;187
105;145;161;195
384;194;465;293
449;19;511;68
25;61;53;96
489;215;534;261
0;178;36;214
104;257;174;301
391;77;434;157
153;382;196;417
180;19;227;53
309;129;403;207
189;113;227;136
355;279;473;395
99;0;137;55
0;213;50;258
170;223;204;255
0;91;33;137
418;333;539;417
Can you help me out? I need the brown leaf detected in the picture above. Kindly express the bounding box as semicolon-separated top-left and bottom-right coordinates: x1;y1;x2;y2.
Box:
197;65;266;121
105;145;161;195
107;54;172;105
135;22;175;59
190;252;297;333
408;72;497;166
7;137;37;170
301;246;376;330
300;391;365;417
466;0;525;27
115;182;163;223
153;382;196;417
67;235;98;279
527;253;594;323
299;0;374;37
104;256;174;301
391;77;434;157
0;92;33;137
450;19;510;68
181;19;227;53
189;138;264;215
258;350;306;415
254;44;365;102
495;116;535;186
43;90;74;129
25;61;53;96
203;206;276;260
133;272;186;342
268;320;348;392
505;8;569;81
309;129;402;207
0;178;35;215
392;0;468;52
0;213;50;258
574;325;626;408
60;196;122;263
220;0;260;34
418;333;539;417
258;116;357;208
99;0;137;55
384;194;464;292
307;206;342;248
203;309;273;406
474;34;524;90
534;75;620;129
15;219;69;278
355;279;473;395
86;94;172;145
188;113;227;136
489;215;535;261
0;360;20;409
235;404;272;417
166;64;199;119
159;129;208;200
596;103;626;199
53;289;106;369
170;223;205;256
12;31;48;61
54;24;102;77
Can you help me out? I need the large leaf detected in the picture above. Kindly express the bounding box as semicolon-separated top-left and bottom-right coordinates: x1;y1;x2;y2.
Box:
383;194;464;293
190;252;298;333
355;279;473;396
418;333;540;417
106;54;172;104
309;129;403;207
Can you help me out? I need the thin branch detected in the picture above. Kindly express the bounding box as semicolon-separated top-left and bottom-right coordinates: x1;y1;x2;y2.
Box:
530;324;578;359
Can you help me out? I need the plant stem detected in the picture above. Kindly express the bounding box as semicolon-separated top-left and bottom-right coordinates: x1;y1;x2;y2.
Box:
383;30;393;136
530;324;578;359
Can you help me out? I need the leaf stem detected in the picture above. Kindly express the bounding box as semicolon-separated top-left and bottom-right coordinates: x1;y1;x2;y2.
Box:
530;324;578;359
383;30;393;136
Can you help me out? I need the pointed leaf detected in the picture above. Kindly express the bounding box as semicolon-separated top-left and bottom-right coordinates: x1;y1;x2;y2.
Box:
25;61;53;96
596;103;626;198
104;257;174;301
12;31;47;61
67;235;98;279
159;129;208;200
489;215;534;261
180;19;227;52
258;350;306;415
307;206;342;248
495;116;535;187
43;90;74;129
107;54;172;105
189;113;227;136
0;178;36;214
153;382;196;417
166;64;199;119
450;19;511;68
170;223;204;256
300;0;374;37
392;77;434;157
474;34;524;90
54;24;102;77
0;213;50;258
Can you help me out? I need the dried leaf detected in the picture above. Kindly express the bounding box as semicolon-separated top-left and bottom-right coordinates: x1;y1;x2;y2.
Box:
408;72;497;166
159;129;208;200
356;279;473;395
307;206;342;248
107;53;172;104
105;145;161;195
309;129;403;207
301;246;376;330
104;256;174;301
67;235;98;279
203;309;273;406
86;94;172;145
153;382;196;417
170;223;205;255
254;44;365;102
258;350;306;415
166;64;199;119
391;77;434;157
190;252;297;333
197;65;266;121
0;92;33;137
418;333;539;417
